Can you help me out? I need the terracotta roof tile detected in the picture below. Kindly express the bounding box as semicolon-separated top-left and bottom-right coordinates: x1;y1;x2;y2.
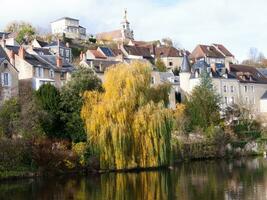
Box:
96;30;122;40
230;64;267;83
90;50;107;59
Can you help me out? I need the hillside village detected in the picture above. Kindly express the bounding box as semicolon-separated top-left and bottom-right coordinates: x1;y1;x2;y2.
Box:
0;10;267;121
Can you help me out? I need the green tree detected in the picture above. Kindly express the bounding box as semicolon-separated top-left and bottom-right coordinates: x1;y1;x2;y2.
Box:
185;70;221;130
155;58;167;72
81;62;173;170
5;21;36;44
60;67;102;142
35;84;63;138
0;98;20;138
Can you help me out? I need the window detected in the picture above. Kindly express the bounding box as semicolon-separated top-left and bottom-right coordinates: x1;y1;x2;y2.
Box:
223;85;227;92
66;49;70;57
35;67;44;78
230;86;234;93
169;62;173;66
49;69;55;78
245;97;249;103
4;63;8;68
244;85;248;92
251;85;254;92
1;73;9;86
60;48;64;56
60;72;65;79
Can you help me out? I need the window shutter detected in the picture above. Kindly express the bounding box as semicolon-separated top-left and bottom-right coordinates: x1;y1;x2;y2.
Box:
8;73;12;87
1;73;4;86
35;67;38;77
41;68;44;77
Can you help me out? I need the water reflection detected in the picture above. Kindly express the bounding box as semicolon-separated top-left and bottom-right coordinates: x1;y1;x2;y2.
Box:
1;158;267;200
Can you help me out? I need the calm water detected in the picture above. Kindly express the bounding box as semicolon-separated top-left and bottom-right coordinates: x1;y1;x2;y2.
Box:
1;157;267;200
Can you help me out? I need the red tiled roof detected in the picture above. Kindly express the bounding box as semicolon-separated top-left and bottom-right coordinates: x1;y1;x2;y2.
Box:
90;50;107;59
96;30;122;40
190;44;225;60
213;44;234;57
155;46;188;57
230;64;267;83
123;45;152;58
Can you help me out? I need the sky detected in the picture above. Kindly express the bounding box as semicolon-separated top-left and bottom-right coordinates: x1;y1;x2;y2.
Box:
0;0;267;61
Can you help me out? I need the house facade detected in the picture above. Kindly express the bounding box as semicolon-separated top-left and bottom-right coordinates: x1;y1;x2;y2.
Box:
2;44;74;90
155;46;190;71
151;71;180;109
0;46;19;103
51;17;86;40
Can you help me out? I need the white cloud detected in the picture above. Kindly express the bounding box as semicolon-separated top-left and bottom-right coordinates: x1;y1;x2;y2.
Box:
0;0;267;61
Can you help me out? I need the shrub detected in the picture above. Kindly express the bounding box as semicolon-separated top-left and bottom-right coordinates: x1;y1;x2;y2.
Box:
32;139;79;172
0;98;20;138
0;139;33;170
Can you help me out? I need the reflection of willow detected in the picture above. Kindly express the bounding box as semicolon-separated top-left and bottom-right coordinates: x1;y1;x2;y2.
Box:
98;171;172;200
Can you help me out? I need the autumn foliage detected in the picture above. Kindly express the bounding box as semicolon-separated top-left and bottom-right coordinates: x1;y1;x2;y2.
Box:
81;62;173;170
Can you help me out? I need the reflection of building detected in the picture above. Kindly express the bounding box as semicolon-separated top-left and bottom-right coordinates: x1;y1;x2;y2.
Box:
96;9;134;42
51;17;86;40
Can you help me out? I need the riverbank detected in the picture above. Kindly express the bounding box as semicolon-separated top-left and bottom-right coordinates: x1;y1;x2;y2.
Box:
1;138;267;181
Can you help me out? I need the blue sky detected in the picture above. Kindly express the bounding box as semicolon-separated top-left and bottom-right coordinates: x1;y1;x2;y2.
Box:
0;0;267;61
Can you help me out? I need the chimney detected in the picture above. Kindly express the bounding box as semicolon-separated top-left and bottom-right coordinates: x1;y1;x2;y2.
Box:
0;33;6;48
56;56;63;68
211;63;216;72
18;46;25;59
8;50;15;66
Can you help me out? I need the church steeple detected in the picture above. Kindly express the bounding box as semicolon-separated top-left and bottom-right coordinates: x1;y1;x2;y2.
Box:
120;9;134;40
123;8;128;23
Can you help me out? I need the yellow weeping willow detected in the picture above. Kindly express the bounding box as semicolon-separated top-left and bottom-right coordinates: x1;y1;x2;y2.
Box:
81;62;173;170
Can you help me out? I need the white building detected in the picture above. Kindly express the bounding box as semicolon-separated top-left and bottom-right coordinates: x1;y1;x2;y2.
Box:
179;54;267;117
51;17;86;40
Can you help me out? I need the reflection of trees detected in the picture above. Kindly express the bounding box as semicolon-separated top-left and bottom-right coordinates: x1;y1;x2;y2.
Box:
1;158;267;199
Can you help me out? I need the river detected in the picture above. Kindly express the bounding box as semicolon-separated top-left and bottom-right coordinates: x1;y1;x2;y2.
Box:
1;157;267;200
